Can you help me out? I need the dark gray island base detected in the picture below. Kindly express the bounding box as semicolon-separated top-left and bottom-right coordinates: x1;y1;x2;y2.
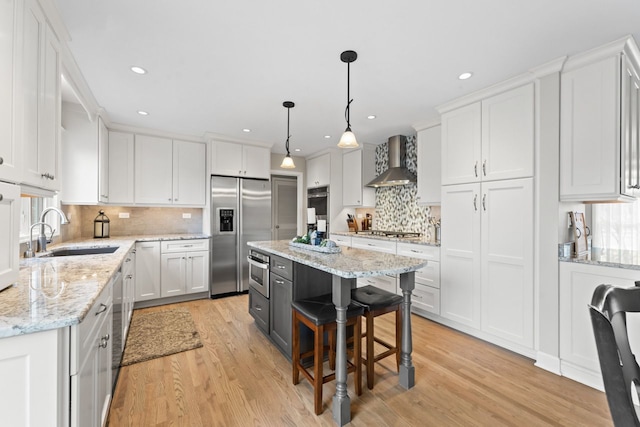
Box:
247;240;428;426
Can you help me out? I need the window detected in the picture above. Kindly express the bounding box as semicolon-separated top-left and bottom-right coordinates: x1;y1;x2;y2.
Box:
592;201;640;251
19;195;61;243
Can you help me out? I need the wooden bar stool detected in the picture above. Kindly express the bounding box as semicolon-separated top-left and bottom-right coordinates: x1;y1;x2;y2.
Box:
351;285;403;389
291;293;363;415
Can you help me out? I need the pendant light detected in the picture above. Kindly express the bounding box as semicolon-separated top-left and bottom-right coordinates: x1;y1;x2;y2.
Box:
280;101;296;169
338;50;359;148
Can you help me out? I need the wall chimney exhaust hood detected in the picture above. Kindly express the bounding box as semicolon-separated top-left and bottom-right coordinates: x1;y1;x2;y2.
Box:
366;135;416;187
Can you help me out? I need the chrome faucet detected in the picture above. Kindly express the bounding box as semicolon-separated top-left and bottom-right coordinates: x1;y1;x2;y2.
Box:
37;207;70;253
24;222;54;258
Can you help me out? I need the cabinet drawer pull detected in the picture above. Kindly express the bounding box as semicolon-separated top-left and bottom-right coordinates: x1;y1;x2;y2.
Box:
473;194;478;211
410;249;421;253
0;194;3;202
276;265;286;269
0;156;3;164
482;160;487;176
275;279;284;284
474;161;478;178
482;194;486;211
99;337;108;348
95;303;107;315
255;305;262;311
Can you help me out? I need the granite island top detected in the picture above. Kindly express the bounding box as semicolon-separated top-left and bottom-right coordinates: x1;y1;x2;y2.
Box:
329;231;440;247
560;247;640;271
0;234;210;339
247;240;428;278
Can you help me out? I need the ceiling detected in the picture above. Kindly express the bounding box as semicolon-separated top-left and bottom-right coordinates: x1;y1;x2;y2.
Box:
53;0;640;157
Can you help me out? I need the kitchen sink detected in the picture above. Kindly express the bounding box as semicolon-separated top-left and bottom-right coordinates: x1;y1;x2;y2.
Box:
41;246;119;257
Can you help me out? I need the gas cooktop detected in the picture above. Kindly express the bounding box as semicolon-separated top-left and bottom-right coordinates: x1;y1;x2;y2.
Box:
356;230;422;238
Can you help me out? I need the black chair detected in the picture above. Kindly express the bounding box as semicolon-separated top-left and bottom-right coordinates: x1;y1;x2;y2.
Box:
291;293;363;415
351;285;403;389
589;283;640;426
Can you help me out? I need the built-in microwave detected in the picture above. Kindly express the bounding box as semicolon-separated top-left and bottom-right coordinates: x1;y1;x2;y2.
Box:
247;250;270;298
307;186;329;231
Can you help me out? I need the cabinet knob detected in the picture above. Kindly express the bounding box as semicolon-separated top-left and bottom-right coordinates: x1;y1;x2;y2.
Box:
0;194;3;202
168;198;172;201
174;198;178;201
0;157;3;165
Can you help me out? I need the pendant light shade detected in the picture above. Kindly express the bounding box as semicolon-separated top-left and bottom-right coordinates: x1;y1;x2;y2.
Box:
280;101;296;169
338;50;359;148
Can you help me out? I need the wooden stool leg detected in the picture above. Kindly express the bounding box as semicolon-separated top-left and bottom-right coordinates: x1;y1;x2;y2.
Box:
314;323;324;415
328;329;336;370
355;316;362;396
366;312;375;390
292;311;300;385
395;307;402;371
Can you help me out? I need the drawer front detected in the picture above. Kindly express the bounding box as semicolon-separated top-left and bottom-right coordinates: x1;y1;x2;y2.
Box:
70;281;113;375
249;287;269;333
415;261;440;289
357;274;396;294
352;237;396;254
397;242;440;261
412;283;440;315
161;239;209;253
331;234;352;247
271;255;293;281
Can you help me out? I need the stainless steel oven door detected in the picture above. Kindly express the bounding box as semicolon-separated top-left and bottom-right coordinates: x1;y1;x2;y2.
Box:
247;252;270;298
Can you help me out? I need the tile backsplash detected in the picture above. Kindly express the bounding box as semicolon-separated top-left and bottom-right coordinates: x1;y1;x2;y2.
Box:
61;205;203;240
373;134;439;234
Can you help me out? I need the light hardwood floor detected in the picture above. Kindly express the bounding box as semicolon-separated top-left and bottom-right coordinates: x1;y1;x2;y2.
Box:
108;295;612;426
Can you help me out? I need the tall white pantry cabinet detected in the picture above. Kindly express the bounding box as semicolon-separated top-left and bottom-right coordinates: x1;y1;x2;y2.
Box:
439;82;535;353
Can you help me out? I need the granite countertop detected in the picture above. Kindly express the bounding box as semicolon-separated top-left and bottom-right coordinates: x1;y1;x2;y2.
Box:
330;231;440;247
247;240;428;279
0;234;210;339
560;247;640;270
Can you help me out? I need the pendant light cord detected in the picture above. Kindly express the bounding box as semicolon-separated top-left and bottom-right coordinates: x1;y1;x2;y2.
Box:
344;61;353;130
286;107;291;155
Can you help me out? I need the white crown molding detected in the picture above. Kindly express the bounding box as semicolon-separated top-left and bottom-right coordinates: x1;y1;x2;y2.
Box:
529;56;567;78
562;35;636;73
412;116;441;132
37;0;70;43
110;122;204;143
201;131;274;149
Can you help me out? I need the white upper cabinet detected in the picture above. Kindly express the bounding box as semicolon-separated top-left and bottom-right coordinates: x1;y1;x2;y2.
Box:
306;153;330;188
416;125;441;205
481;84;534;182
135;135;173;204
21;0;61;191
441;103;481;185
107;131;134;204
441;84;534;185
560;37;640;202
0;182;20;291
0;0;22;184
342;146;375;207
60;107;107;204
135;136;206;205
211;141;270;179
173;140;206;205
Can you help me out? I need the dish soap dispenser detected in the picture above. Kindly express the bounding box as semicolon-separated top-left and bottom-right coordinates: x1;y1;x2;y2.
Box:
94;210;110;238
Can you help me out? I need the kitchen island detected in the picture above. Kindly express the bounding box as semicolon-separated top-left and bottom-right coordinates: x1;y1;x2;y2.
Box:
247;240;428;426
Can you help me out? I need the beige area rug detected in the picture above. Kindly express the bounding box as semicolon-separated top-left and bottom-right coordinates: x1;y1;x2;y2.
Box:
121;307;203;366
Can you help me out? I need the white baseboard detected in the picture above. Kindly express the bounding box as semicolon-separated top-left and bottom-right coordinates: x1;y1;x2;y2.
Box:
560;361;604;391
534;351;561;375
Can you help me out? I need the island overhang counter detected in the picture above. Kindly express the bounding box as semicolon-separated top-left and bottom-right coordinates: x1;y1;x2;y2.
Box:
247;240;428;426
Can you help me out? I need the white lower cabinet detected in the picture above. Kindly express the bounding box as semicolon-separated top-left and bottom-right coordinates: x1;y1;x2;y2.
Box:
357;274;397;294
0;329;62;427
331;234;352;247
398;243;440;315
441;178;534;351
122;247;136;338
559;261;640;390
134;241;161;301
136;239;210;302
70;277;113;427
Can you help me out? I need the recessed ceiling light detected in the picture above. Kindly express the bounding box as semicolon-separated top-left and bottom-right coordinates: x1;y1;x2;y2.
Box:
367;115;376;120
458;72;473;80
131;66;147;75
324;135;331;139
294;148;301;152
242;128;251;133
137;110;148;116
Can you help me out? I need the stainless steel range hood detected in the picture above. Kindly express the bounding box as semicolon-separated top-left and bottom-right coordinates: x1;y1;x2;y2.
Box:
366;135;416;187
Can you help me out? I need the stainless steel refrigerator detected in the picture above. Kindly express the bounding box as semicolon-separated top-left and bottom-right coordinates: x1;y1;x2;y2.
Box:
210;175;272;296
